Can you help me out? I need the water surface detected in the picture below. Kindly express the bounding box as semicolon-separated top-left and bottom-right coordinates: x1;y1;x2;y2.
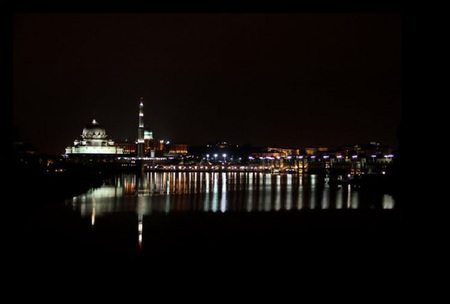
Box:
68;172;396;220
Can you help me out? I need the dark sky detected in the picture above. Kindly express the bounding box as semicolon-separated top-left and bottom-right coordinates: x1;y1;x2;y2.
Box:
13;13;401;155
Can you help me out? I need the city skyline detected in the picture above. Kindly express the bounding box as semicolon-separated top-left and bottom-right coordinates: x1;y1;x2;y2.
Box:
13;12;401;156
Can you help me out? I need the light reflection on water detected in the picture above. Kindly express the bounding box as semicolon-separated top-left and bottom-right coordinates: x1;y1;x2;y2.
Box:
68;172;396;219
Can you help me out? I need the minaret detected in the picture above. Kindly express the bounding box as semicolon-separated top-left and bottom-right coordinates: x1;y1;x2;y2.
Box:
137;97;145;158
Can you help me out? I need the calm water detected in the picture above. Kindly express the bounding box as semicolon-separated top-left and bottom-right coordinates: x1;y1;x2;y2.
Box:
58;172;400;259
21;171;402;282
67;172;396;220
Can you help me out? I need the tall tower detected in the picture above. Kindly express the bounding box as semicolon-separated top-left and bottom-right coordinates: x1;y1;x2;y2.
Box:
137;97;145;158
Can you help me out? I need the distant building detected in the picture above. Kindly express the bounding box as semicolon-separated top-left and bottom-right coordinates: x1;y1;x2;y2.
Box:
65;119;124;156
136;98;173;157
165;143;188;156
114;140;136;155
137;98;145;158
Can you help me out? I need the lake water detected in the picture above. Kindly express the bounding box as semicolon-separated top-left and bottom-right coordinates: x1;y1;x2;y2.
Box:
19;171;403;286
67;172;396;219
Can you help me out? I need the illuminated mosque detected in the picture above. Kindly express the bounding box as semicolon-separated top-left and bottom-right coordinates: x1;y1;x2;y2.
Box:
65;118;124;155
64;97;187;159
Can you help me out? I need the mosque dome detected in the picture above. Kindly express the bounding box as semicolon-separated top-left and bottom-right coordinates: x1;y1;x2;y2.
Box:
82;119;107;139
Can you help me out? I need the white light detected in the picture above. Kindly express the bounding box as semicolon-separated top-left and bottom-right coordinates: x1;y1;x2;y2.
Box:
352;155;357;159
382;194;395;209
337;155;342;158
323;155;329;159
91;208;95;226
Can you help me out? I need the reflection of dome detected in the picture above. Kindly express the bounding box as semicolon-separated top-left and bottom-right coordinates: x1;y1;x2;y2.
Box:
82;119;107;139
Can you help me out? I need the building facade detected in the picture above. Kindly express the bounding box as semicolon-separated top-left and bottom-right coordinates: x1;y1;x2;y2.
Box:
65;119;124;155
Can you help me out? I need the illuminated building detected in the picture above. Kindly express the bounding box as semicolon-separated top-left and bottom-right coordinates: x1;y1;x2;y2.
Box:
165;143;188;156
305;148;316;155
114;140;136;155
252;147;300;159
136;99;167;157
137;97;145;158
144;129;153;140
65;119;124;155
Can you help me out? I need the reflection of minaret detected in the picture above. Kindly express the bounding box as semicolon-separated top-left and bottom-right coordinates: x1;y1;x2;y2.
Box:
137;97;145;158
138;214;143;250
91;199;96;226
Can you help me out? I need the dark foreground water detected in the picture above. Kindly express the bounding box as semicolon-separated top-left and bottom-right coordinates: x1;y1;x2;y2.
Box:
16;172;405;291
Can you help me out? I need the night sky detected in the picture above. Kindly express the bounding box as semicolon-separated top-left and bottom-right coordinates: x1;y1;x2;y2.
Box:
13;12;401;156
